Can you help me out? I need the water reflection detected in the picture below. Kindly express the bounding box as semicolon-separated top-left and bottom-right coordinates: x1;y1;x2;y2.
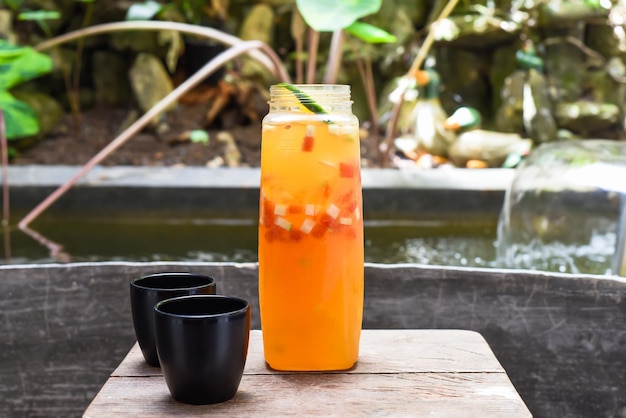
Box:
2;224;9;262
0;214;498;267
18;225;71;263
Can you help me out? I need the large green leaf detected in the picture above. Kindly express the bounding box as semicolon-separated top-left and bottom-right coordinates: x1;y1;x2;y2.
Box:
345;21;397;43
0;40;53;89
0;91;40;139
296;0;382;32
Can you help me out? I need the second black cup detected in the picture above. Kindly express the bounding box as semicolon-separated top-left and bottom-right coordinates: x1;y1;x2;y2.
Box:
155;295;251;405
130;272;216;367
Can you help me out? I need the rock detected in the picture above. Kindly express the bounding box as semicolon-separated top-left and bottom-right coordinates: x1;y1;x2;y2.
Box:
110;31;170;61
240;4;274;44
448;130;532;167
538;0;609;26
545;42;586;102
159;30;184;73
217;132;241;167
436;47;491;117
556;129;580;141
92;51;132;106
206;156;225;168
432;14;520;49
495;70;525;133
12;91;64;136
10;91;63;149
586;24;624;59
128;53;175;126
555;101;621;133
239;4;275;84
0;9;18;44
490;44;519;111
523;69;558;143
584;59;626;114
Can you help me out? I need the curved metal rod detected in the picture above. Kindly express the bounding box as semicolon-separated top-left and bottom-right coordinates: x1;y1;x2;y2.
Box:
35;21;290;82
18;40;281;229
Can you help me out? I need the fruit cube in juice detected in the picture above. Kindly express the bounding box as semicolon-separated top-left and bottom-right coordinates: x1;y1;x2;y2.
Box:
258;116;364;371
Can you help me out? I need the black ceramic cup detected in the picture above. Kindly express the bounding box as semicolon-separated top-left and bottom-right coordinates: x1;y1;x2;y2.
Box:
130;272;217;367
154;295;251;405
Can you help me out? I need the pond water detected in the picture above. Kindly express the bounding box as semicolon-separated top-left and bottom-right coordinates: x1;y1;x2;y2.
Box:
0;211;499;268
2;210;618;275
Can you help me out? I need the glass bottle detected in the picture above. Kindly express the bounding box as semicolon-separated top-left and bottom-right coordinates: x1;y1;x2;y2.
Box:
258;84;364;371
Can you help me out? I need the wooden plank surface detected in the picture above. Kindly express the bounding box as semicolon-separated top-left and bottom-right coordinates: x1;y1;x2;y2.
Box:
84;330;532;417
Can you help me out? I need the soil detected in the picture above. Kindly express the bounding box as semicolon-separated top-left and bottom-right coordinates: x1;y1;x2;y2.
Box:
11;102;382;169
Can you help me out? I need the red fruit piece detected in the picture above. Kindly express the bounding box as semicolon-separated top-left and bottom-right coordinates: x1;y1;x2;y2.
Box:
339;162;355;178
319;213;335;228
262;199;275;226
264;228;277;243
265;224;290;243
338;190;357;212
311;223;328;239
288;204;303;214
289;229;304;242
301;135;314;152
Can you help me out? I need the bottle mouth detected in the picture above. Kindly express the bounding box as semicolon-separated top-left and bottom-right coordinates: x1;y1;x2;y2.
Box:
269;84;352;112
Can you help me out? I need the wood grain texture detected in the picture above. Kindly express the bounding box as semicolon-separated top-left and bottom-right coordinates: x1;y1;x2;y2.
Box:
85;330;531;417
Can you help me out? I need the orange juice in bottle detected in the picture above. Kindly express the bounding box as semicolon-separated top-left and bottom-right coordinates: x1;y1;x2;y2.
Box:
258;84;364;371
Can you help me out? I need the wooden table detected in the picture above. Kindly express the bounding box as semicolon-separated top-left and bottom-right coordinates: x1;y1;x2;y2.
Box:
84;330;532;417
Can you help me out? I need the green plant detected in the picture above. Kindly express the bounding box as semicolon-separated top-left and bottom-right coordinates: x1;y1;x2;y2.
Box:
295;0;395;82
3;0;95;130
294;0;396;158
0;0;61;38
0;39;52;237
174;0;210;25
0;40;53;140
18;21;289;230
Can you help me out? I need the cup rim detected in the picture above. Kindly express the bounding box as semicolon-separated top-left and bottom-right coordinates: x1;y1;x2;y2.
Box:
155;295;249;319
131;272;215;291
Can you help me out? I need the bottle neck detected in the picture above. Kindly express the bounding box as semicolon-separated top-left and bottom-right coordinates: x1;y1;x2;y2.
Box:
269;84;353;114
